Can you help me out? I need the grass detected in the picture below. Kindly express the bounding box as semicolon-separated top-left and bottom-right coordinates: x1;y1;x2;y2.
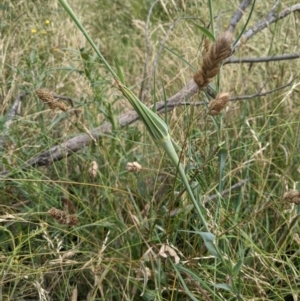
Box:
1;0;300;300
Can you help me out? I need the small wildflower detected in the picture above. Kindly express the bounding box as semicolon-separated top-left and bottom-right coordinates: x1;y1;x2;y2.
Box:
126;161;142;172
45;20;50;25
31;29;37;34
40;29;47;35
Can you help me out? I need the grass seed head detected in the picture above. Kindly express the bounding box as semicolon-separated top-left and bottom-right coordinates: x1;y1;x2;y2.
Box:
208;92;230;116
194;31;233;89
36;89;68;112
283;190;300;205
89;160;99;179
48;207;79;225
126;161;142;172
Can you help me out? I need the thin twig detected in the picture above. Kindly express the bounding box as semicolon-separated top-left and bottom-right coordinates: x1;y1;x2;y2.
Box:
52;92;80;117
165;77;296;106
224;53;300;64
234;3;300;50
229;77;296;101
52;93;75;107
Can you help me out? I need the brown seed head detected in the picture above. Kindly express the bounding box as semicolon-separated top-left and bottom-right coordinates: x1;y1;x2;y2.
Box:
48;207;79;226
194;31;233;89
36;89;56;109
126;161;142;172
208;92;230;116
36;89;68;112
89;161;99;179
283;190;300;205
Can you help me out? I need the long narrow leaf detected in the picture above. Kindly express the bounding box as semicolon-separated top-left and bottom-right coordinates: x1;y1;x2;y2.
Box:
233;0;256;47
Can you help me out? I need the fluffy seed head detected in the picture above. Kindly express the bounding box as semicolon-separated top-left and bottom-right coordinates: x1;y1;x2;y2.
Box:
48;207;79;226
208;92;230;116
194;31;233;89
36;89;68;112
126;161;142;172
283;190;300;205
89;161;98;179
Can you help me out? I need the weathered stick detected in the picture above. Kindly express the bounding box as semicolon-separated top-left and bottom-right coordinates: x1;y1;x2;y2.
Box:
224;53;300;65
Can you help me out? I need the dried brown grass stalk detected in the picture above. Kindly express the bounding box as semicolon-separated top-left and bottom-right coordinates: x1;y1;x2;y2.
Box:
282;191;300;205
48;207;79;225
194;31;233;89
208;92;230;116
36;89;68;112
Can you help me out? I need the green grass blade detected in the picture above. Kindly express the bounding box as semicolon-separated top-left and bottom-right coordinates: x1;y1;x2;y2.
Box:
208;0;214;35
189;19;215;41
233;0;256;47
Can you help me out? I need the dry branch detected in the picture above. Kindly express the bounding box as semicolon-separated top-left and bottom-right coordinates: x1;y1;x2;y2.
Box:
234;3;300;49
227;0;253;33
164;78;296;106
224;53;300;64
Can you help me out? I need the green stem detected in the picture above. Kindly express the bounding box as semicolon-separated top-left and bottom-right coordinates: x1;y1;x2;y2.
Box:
162;139;210;233
208;0;214;35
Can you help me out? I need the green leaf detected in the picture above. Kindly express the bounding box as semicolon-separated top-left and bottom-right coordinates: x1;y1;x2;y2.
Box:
189;20;215;41
171;262;201;301
215;283;233;292
208;0;214;36
162;45;196;71
218;147;227;191
233;0;256;47
199;231;220;259
114;58;125;84
233;259;243;275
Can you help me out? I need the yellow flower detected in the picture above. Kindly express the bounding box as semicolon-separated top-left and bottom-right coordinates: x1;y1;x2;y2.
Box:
45;20;50;25
40;30;47;35
31;28;37;34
